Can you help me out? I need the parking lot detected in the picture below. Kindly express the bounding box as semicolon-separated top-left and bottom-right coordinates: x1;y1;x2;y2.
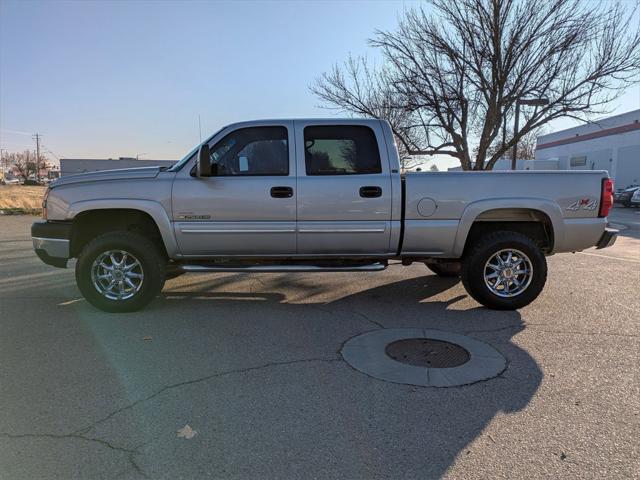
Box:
1;209;638;479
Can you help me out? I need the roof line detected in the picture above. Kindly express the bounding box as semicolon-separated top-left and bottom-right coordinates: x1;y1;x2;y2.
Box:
536;122;640;150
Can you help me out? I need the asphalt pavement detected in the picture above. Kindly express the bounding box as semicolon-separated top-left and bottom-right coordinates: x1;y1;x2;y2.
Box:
0;211;638;479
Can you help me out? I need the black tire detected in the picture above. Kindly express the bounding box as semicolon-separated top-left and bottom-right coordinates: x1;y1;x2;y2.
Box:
75;231;166;313
426;262;461;277
461;231;547;310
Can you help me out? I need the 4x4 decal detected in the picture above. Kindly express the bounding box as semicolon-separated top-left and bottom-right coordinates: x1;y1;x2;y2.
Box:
566;198;598;211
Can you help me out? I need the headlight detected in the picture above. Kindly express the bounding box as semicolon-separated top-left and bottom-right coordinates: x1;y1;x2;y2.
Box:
42;187;50;219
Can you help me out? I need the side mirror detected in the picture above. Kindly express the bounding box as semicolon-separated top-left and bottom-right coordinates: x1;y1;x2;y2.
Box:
196;144;212;177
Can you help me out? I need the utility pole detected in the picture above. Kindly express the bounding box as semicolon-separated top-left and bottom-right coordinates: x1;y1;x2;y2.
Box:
0;149;5;182
511;103;521;171
502;113;507;150
33;133;42;182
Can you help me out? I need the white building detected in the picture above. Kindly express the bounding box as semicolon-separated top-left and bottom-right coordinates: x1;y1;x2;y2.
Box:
447;110;640;186
446;158;528;172
535;109;640;188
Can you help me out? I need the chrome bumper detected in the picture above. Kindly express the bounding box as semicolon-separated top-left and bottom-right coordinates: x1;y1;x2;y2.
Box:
31;221;72;268
32;236;70;258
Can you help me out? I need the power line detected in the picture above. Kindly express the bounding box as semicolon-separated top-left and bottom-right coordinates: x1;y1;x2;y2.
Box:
42;144;60;161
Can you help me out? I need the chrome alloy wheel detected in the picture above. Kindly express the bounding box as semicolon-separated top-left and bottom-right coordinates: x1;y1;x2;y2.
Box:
483;248;533;298
91;250;144;301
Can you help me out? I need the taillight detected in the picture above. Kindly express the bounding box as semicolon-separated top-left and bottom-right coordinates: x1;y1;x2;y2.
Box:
599;178;613;218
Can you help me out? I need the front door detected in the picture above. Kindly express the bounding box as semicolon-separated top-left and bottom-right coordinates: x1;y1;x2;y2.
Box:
172;122;297;256
294;121;393;255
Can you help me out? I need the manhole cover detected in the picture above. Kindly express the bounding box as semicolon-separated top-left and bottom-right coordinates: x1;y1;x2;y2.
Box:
341;328;507;387
385;338;470;368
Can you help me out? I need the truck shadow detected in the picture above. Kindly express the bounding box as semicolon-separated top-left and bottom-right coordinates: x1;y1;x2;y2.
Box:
155;274;542;477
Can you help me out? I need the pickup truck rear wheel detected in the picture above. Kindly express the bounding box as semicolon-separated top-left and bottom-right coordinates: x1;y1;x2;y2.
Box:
75;231;166;312
461;231;547;310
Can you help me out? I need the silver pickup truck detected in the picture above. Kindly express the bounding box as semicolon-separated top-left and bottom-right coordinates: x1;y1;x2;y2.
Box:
32;119;617;312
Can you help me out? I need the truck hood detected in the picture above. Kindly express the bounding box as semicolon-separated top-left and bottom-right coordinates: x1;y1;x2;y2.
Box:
50;166;163;188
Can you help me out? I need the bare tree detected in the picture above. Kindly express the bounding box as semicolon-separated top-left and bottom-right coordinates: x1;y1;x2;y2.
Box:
312;0;640;170
474;127;542;162
8;150;49;180
502;129;538;162
311;57;422;171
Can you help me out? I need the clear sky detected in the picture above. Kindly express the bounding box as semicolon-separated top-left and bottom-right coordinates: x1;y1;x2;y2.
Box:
1;0;638;170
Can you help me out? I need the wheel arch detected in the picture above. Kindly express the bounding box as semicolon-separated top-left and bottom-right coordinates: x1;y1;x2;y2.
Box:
67;200;178;258
453;199;564;257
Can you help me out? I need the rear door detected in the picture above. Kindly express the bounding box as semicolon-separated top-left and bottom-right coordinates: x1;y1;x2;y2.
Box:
172;122;297;256
294;120;393;255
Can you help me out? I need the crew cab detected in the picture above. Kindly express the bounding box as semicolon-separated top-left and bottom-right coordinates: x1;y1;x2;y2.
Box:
32;119;617;312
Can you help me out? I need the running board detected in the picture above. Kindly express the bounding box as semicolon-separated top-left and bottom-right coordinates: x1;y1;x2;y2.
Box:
179;262;387;273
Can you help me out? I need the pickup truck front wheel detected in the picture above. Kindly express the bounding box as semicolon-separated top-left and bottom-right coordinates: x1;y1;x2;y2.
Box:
461;231;547;310
75;231;166;312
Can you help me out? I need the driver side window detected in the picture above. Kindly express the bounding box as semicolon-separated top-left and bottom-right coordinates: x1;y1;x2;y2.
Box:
209;126;289;176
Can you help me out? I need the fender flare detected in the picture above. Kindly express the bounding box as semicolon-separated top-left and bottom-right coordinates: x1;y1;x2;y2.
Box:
452;198;565;257
66;199;179;257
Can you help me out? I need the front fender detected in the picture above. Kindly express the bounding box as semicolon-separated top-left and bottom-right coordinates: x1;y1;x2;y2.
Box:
452;198;565;257
66;199;179;257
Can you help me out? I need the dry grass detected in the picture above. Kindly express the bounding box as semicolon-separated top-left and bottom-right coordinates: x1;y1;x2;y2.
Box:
0;185;46;212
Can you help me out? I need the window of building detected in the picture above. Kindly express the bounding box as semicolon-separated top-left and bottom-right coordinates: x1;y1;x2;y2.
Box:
304;125;382;175
208;126;288;176
570;156;587;167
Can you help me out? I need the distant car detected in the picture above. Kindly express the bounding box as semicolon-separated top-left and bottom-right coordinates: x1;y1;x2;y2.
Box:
3;177;21;185
23;179;42;186
630;188;640;207
615;186;640;207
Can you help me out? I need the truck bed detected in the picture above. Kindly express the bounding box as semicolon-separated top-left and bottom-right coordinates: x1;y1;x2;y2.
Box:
401;170;608;257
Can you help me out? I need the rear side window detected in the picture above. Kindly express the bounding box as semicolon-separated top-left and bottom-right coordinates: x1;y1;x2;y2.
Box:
304;125;382;175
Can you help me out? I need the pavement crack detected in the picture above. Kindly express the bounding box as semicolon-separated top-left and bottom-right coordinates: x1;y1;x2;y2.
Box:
4;358;341;476
349;309;386;329
0;430;148;478
0;432;136;455
73;357;342;435
1;432;150;478
526;326;639;338
125;453;149;479
311;304;386;329
465;323;638;339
